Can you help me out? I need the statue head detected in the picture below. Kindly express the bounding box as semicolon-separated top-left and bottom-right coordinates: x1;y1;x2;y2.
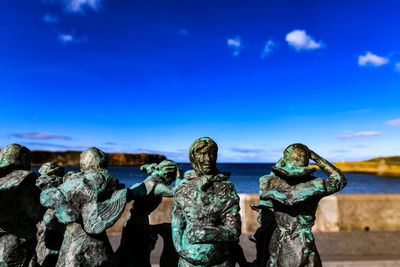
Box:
158;159;182;185
80;147;108;173
282;143;310;168
37;162;65;190
39;162;65;177
0;144;31;171
271;143;315;179
189;137;218;176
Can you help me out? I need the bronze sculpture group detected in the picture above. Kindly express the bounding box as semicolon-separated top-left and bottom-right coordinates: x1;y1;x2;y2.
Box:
0;138;346;267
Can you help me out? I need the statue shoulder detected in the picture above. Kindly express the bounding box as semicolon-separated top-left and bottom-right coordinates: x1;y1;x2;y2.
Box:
259;174;281;190
0;170;36;191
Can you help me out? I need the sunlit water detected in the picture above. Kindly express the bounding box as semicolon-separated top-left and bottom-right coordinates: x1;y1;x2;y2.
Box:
32;163;400;194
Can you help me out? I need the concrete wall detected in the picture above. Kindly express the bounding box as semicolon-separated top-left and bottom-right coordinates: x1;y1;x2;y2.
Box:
107;194;400;233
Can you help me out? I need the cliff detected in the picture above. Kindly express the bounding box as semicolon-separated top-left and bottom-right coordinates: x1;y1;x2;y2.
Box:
31;151;166;167
312;156;400;178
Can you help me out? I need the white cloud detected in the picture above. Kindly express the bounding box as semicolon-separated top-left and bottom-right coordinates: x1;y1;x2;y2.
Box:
42;0;103;13
335;131;383;140
358;52;389;66
385;118;400;127
395;63;400;72
43;13;59;23
58;33;87;44
227;36;242;56
261;39;276;58
58;34;75;43
285;30;323;51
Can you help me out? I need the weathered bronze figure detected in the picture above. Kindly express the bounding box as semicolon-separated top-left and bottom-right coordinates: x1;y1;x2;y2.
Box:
36;162;65;267
248;201;275;267
259;144;347;267
0;144;44;266
172;137;241;267
41;147;127;266
117;159;181;267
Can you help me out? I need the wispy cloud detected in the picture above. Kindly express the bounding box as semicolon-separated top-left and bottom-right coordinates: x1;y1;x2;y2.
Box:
42;0;103;13
285;30;323;51
24;142;87;150
334;131;383;140
385;118;400;127
12;132;71;140
178;29;188;36
261;39;276;58
43;13;59;23
227;36;242;56
395;63;400;72
231;148;267;153
358;52;389;67
347;108;371;114
58;33;87;44
136;148;187;162
103;142;116;145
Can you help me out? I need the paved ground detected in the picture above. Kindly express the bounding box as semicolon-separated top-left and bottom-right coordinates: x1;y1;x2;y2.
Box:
108;231;400;266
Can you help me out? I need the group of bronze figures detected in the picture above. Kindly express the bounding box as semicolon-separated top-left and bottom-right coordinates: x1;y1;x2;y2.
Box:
0;137;346;267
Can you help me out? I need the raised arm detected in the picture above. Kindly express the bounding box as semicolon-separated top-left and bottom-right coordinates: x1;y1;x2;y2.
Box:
310;150;347;194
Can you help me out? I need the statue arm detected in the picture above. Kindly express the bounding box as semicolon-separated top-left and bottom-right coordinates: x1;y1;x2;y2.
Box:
128;175;158;200
171;197;185;253
153;183;174;198
188;189;241;244
310;150;347;194
259;175;326;205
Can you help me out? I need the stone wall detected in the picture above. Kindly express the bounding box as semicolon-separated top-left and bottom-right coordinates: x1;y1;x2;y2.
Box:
107;194;400;233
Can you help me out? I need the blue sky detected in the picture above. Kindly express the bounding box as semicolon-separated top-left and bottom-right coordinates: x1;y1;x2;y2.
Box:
1;0;400;162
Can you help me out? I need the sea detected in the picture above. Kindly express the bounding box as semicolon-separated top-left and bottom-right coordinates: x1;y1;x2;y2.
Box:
32;163;400;194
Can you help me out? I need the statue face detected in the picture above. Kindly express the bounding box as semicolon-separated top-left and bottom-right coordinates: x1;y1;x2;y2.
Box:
160;165;177;185
158;160;180;185
191;139;218;175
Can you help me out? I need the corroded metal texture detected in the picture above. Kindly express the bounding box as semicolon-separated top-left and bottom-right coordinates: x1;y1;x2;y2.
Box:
259;144;347;267
172;137;242;267
40;147;127;267
36;162;65;267
117;159;181;267
0;144;43;266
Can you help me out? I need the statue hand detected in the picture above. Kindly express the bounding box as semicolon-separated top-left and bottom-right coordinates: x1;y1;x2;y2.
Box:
186;226;206;244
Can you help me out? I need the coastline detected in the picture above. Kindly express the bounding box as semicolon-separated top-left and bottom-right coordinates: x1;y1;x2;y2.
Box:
31;151;166;167
311;156;400;178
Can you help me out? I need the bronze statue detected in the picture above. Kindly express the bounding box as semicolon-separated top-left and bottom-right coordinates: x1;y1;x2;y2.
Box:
41;147;127;266
117;159;181;267
172;137;241;266
259;144;347;267
248;201;275;267
0;144;44;266
36;162;65;267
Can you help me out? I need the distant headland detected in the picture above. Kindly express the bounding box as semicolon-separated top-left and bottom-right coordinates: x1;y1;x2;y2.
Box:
313;156;400;178
31;150;166;167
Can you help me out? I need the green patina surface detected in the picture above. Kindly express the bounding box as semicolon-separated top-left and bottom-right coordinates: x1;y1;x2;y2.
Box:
257;143;347;267
39;147;127;266
0;144;43;266
172;137;242;267
117;159;181;267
